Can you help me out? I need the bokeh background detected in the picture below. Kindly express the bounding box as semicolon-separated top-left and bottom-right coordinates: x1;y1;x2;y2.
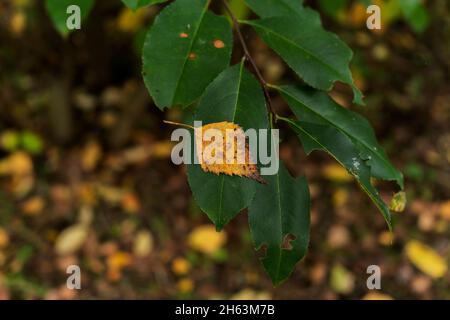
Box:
0;0;449;299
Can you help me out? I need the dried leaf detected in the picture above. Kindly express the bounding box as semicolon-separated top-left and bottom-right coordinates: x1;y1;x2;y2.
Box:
133;231;153;257
439;200;450;220
362;292;394;300
322;164;353;182
230;289;271;300
0;151;33;176
171;257;191;275
0;228;9;248
81;140;102;172
188;225;227;255
405;240;447;279
54;224;89;256
121;193;141;214
177;278;194;293
195;122;265;184
21;196;45;216
10;11;26;35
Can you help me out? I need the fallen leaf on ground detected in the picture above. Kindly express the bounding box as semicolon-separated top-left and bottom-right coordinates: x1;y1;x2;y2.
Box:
362;292;394;300
405;240;447;278
322;164;353;183
330;264;355;294
55;224;89;256
172;257;191;276
188;225;227;255
133;231;153;257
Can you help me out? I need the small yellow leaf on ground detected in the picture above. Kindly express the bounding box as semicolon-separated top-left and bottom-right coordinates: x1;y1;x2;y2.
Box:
405;240;448;278
121;192;141;214
439;200;450;220
10;11;26;35
230;289;271;300
0;228;10;248
54;224;89;256
362;292;394;300
0;151;33;176
177;278;194;294
21;196;45;216
107;251;133;270
188;225;227;255
330;264;355;294
411;275;432;294
81;140;102;172
327;225;351;249
378;231;394;246
172;257;191;276
332;188;348;207
322;164;353;182
195;122;265;184
133;231;153;257
152;141;174;158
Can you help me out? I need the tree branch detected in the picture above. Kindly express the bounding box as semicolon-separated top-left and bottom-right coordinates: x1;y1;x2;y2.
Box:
220;0;276;119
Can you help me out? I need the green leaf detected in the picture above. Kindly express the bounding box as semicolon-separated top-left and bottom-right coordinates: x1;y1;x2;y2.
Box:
276;85;403;189
399;0;430;34
227;0;251;21
318;0;349;17
187;61;269;230
244;0;304;18
249;162;310;286
280;118;392;228
142;0;233;110
242;10;364;105
122;0;166;10
21;131;44;155
45;0;94;36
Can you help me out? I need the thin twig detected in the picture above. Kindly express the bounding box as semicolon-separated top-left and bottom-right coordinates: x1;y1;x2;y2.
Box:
220;0;276;118
163;120;195;130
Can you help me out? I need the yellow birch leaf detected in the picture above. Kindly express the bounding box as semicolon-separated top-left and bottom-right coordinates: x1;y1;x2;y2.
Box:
194;122;265;184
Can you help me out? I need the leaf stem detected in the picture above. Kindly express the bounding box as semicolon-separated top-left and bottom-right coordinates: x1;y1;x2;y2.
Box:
163;120;195;130
220;0;276;119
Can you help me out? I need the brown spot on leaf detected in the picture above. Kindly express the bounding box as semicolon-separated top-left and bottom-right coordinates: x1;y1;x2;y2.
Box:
214;40;225;49
281;233;296;250
179;33;189;38
188;53;197;60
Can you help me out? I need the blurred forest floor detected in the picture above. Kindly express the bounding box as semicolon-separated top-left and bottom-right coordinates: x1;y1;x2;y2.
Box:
0;0;449;299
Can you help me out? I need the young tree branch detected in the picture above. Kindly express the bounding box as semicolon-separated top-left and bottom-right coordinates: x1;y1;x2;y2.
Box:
220;0;276;119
